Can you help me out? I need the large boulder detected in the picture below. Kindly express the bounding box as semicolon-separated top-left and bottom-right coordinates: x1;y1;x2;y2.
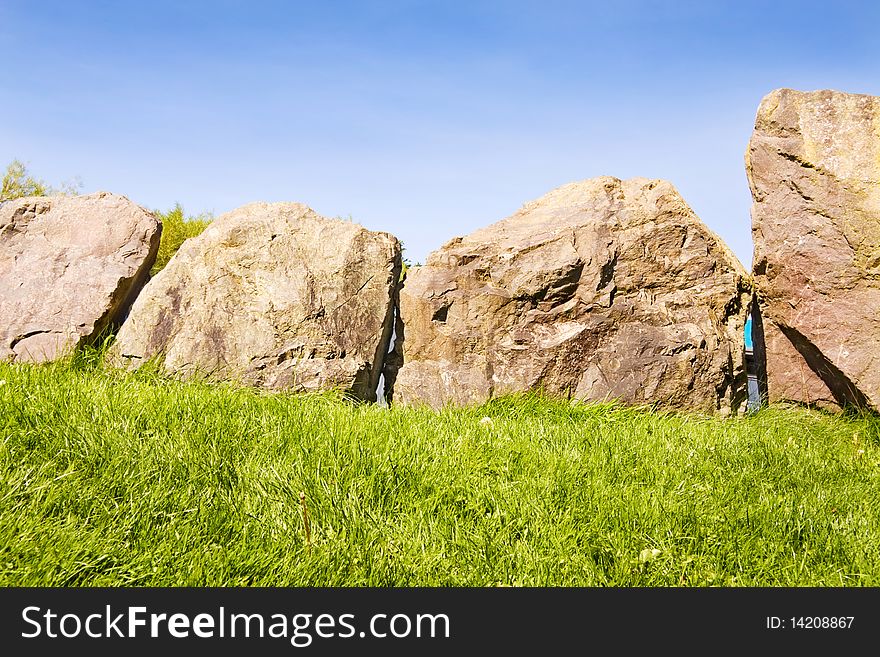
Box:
0;192;160;363
108;202;400;402
747;88;880;410
392;177;751;413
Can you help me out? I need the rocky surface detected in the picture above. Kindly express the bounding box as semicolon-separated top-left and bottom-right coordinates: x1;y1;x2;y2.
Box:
747;88;880;410
0;192;160;363
392;177;751;413
107;202;400;402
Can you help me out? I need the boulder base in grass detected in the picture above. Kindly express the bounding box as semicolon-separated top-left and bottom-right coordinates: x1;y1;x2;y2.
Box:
392;177;751;414
108;202;400;402
747;88;880;411
0;192;160;363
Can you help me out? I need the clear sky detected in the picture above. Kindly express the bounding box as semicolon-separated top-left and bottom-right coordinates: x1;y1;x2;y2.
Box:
2;1;878;267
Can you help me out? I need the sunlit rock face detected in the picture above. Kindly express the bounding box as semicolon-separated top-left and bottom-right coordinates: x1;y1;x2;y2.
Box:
108;202;400;402
747;88;880;411
393;177;750;414
0;192;160;363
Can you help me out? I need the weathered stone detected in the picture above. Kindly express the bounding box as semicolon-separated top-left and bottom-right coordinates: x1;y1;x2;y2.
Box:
747;88;880;410
108;202;400;401
0;192;160;363
392;177;750;413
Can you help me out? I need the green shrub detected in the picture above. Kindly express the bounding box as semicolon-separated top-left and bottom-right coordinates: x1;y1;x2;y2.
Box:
1;159;80;201
151;203;212;275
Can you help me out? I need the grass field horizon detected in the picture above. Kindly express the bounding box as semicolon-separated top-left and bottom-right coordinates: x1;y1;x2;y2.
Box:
1;351;878;587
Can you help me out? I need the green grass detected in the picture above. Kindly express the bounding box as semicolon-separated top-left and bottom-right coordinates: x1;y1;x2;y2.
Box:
1;354;879;586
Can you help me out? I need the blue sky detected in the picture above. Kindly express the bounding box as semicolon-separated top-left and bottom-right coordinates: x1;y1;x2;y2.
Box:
2;1;878;267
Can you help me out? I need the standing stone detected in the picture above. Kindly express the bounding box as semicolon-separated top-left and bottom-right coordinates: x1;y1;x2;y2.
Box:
108;202;400;402
0;192;161;363
747;88;880;410
393;177;750;413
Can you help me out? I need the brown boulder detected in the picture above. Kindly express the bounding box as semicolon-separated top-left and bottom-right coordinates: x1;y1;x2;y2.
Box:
0;192;160;362
107;202;400;402
392;177;751;413
747;88;880;410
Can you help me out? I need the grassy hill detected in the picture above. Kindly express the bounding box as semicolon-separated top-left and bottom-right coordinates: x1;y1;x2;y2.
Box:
1;353;878;586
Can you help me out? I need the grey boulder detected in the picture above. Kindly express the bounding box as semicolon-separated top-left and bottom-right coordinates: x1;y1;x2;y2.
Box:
392;177;751;414
108;202;400;402
0;192;160;362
